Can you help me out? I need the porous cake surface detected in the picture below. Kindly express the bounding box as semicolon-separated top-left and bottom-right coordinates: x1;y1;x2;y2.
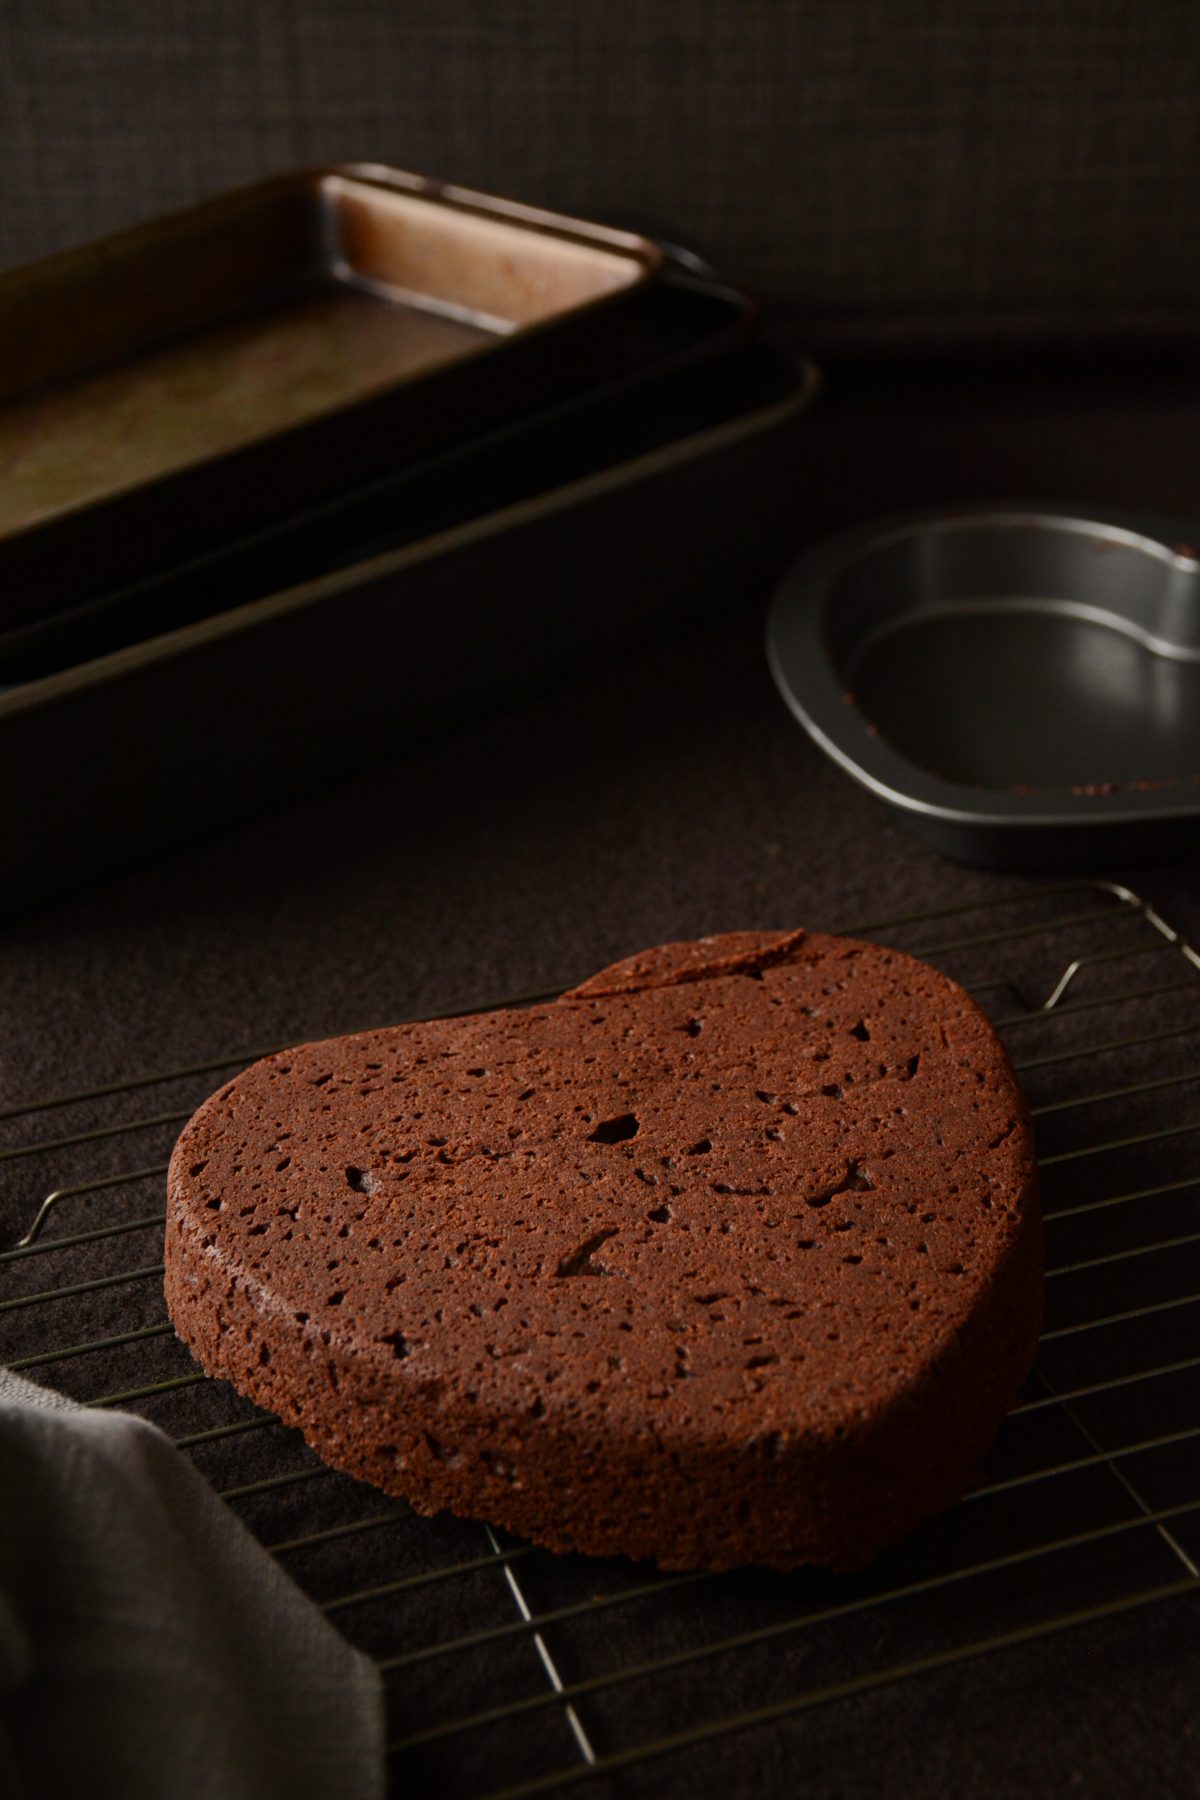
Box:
164;929;1042;1570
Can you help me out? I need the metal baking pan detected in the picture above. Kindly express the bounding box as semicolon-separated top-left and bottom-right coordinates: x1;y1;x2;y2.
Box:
1;345;817;918
0;165;660;618
767;505;1200;870
0;275;755;686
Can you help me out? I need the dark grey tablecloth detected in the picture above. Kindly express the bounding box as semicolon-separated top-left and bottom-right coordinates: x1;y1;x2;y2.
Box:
0;1370;384;1800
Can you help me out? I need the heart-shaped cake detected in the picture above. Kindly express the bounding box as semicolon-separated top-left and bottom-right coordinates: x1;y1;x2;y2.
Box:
165;928;1041;1571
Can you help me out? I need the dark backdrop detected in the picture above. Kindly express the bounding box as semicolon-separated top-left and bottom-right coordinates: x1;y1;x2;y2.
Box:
4;0;1200;324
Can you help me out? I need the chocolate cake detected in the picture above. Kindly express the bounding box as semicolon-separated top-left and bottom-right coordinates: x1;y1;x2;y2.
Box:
164;928;1042;1571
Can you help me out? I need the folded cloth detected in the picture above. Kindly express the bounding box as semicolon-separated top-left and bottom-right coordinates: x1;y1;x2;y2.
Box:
0;1370;384;1800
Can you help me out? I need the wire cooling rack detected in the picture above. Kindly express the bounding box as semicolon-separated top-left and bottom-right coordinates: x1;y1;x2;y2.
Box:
2;879;1199;1795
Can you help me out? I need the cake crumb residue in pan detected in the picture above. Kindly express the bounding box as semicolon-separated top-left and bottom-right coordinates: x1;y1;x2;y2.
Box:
768;507;1200;867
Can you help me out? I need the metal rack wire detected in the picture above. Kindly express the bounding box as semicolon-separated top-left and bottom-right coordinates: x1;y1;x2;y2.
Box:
2;878;1199;1796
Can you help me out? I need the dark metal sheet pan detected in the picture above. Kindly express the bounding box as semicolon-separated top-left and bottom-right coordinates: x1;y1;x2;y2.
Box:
0;165;660;616
767;505;1200;870
0;276;756;685
2;345;817;918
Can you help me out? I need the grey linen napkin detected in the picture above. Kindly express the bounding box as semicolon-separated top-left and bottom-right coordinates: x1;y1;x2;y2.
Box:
0;1369;384;1800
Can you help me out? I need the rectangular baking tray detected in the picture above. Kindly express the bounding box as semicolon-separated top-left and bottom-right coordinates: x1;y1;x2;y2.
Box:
0;164;660;619
1;344;817;919
0;276;756;686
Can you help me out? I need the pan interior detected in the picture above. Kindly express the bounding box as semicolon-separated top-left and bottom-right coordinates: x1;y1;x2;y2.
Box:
0;287;487;535
828;522;1200;791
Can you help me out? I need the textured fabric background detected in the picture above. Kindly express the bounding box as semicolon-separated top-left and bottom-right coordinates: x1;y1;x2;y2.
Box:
4;0;1200;318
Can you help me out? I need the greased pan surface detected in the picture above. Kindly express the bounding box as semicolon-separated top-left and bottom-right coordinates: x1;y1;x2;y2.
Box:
767;506;1200;869
0;346;817;918
0;277;755;685
0;165;659;615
